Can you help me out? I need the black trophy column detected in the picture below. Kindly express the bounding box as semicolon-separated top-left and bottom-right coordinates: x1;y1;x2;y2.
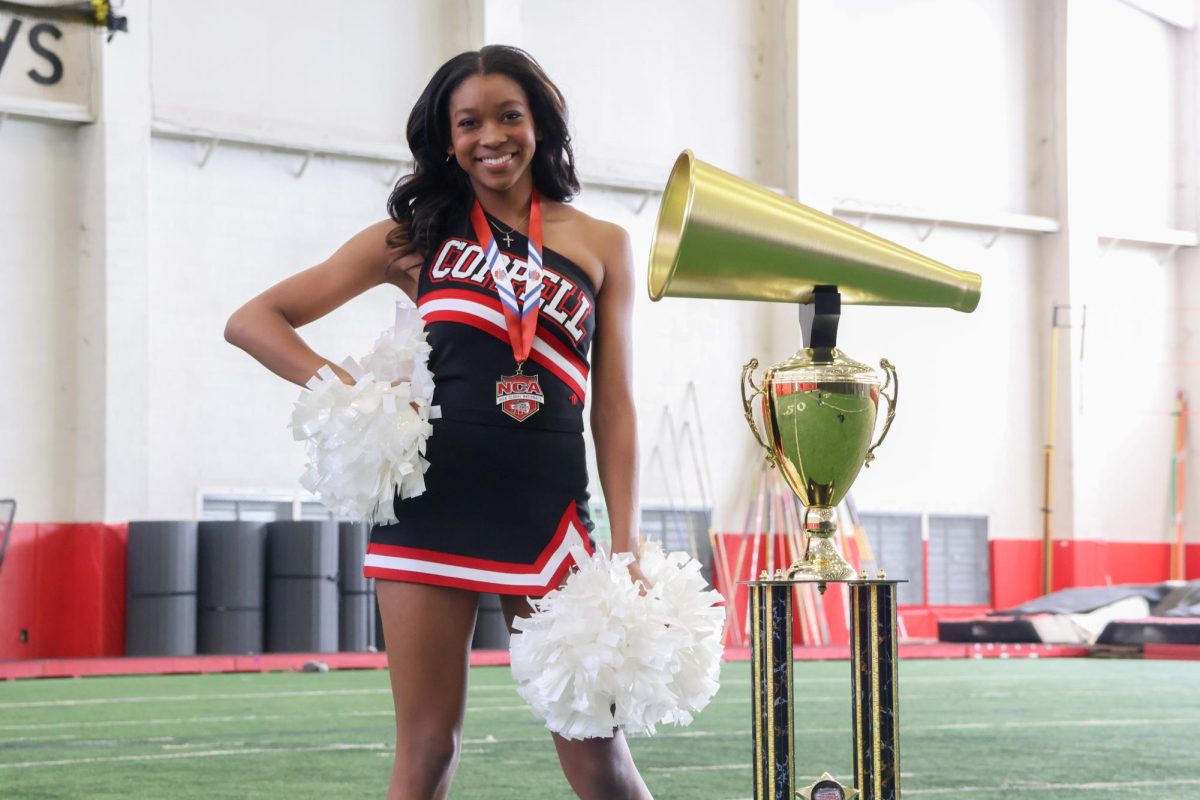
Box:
850;581;900;800
751;583;794;800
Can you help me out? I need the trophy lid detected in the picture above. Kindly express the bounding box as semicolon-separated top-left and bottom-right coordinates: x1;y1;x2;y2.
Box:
771;347;880;385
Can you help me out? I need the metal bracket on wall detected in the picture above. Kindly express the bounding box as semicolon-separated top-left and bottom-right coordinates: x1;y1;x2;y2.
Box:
914;219;940;242
385;162;405;187
1158;244;1182;265
198;136;220;169
295;151;314;179
980;227;1006;249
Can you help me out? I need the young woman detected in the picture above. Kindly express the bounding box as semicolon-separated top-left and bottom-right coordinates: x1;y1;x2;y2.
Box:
225;46;652;800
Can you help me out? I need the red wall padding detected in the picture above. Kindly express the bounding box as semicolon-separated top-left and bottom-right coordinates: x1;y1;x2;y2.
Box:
989;538;1198;611
1;525;1197;661
0;523;127;660
0;524;38;660
990;539;1044;610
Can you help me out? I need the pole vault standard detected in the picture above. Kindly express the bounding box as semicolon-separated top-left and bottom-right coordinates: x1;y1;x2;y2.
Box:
1042;305;1071;595
1172;391;1188;581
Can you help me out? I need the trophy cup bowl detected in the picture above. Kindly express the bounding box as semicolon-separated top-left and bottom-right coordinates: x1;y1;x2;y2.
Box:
742;348;897;582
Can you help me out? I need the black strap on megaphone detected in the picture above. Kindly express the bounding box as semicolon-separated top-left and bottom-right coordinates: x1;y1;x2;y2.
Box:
800;285;840;363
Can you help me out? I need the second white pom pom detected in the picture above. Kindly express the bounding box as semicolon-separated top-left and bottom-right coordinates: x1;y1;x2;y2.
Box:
509;541;724;740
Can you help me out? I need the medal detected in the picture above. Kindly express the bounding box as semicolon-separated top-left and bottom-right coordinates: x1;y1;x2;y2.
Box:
470;191;545;421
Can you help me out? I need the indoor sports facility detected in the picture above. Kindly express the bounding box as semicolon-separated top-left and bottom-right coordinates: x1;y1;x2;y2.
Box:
2;2;1199;799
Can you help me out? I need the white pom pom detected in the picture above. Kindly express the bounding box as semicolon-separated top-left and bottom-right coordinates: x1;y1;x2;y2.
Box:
509;542;724;740
288;304;437;523
638;542;726;724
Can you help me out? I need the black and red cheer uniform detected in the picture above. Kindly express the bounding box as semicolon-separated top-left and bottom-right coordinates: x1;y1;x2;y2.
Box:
364;211;597;595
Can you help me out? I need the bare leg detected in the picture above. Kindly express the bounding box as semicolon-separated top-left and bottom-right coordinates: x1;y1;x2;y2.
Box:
501;594;654;800
377;581;480;800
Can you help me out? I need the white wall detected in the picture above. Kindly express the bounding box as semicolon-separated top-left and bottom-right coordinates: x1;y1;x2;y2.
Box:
145;140;404;517
1083;0;1181;230
149;0;475;145
1063;0;1186;543
1071;246;1178;542
0;119;80;521
524;0;788;188
797;0;1039;214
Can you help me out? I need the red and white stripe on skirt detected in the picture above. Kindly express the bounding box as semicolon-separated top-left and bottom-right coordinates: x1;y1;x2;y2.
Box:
363;503;594;595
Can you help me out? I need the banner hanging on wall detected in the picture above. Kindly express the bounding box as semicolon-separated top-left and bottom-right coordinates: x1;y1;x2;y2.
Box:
0;5;104;122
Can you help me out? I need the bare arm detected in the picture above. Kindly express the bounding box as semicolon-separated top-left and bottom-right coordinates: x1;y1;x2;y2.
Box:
590;224;640;557
224;219;420;386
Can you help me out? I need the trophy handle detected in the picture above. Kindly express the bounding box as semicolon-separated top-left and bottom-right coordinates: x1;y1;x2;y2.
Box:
864;358;898;466
741;358;778;468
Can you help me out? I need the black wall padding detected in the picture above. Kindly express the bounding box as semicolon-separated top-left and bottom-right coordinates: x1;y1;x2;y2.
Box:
938;616;1041;644
472;593;510;650
266;521;339;653
125;521;198;656
197;521;266;654
338;522;375;651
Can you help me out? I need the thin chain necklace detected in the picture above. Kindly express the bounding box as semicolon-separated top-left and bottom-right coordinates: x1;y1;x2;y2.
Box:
488;209;531;248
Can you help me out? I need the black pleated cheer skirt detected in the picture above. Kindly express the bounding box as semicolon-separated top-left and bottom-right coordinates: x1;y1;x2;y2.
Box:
364;418;595;596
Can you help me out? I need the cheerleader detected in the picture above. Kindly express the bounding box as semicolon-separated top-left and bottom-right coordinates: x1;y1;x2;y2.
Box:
226;45;652;800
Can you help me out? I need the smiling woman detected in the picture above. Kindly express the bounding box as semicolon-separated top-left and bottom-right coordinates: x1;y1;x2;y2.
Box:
223;45;648;800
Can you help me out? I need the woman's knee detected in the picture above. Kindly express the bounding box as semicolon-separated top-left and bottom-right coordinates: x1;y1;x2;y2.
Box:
393;728;462;788
559;748;648;800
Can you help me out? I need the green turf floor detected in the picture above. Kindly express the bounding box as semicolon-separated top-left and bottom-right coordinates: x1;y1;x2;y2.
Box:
1;658;1198;799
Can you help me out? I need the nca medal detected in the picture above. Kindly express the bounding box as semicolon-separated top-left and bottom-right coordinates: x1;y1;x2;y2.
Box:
496;372;545;422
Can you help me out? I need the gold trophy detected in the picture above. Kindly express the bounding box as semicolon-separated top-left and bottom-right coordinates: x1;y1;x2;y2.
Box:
647;151;982;800
741;346;896;582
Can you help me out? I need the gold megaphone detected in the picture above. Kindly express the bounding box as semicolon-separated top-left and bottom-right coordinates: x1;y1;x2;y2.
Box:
648;150;981;311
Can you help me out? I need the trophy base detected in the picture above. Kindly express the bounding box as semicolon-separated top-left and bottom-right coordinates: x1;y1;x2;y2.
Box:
798;773;859;800
786;537;857;582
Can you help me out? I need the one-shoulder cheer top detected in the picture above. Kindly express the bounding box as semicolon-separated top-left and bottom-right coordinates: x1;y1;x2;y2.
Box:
363;210;599;595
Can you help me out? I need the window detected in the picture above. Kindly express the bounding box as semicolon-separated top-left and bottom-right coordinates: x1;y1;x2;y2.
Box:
927;515;990;606
859;513;924;606
639;506;714;587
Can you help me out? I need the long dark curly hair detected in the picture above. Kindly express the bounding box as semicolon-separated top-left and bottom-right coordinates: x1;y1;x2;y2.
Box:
387;46;580;258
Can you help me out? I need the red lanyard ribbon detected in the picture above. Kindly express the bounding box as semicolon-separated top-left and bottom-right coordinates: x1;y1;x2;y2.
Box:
469;191;544;367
